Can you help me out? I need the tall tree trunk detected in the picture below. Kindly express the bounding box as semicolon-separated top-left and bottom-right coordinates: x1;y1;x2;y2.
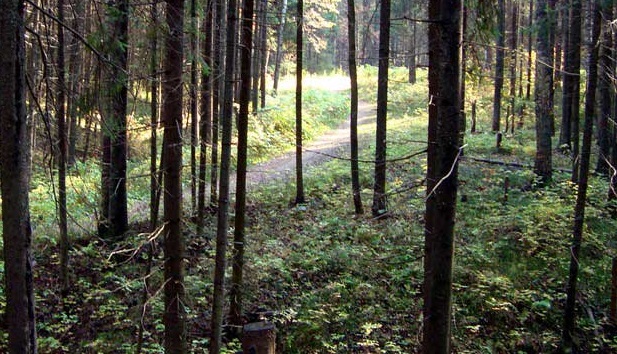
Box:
508;0;519;132
101;0;129;240
533;0;554;183
562;1;600;350
273;0;287;94
569;0;583;183
295;0;306;204
348;0;363;215
258;0;268;109
150;3;160;231
1;1;37;352
57;0;70;296
526;0;534;100
210;0;238;349
198;0;214;235
190;0;199;215
595;2;612;175
492;0;506;132
162;0;187;352
211;0;224;208
67;0;84;168
371;0;390;217
409;21;417;84
423;0;462;352
229;0;254;329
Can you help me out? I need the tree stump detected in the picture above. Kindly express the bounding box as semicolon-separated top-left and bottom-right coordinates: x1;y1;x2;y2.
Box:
242;322;276;354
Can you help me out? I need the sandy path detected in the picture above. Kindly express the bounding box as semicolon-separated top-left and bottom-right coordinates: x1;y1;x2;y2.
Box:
239;101;376;190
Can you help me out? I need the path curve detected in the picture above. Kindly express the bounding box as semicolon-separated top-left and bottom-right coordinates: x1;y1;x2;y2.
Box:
241;101;376;189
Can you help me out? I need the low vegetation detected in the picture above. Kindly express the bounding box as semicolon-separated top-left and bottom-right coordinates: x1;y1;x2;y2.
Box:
1;68;616;352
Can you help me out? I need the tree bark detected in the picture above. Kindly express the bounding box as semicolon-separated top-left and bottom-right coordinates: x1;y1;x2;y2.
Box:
526;0;534;100
295;0;306;204
57;0;70;296
595;2;612;175
533;0;554;183
150;2;160;231
190;0;199;215
0;0;37;351
198;0;214;235
210;0;238;349
348;0;363;215
101;0;129;240
423;0;462;352
229;0;254;329
273;0;288;94
492;0;506;132
371;0;390;217
562;1;601;350
162;0;187;352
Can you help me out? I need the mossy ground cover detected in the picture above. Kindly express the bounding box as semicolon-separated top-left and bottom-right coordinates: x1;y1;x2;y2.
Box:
1;69;616;352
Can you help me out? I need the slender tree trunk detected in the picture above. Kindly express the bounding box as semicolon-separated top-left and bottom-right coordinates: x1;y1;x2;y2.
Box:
273;0;287;94
211;0;224;208
534;0;554;183
150;3;160;231
562;1;600;350
229;0;254;329
409;21;417;84
198;0;214;235
423;0;462;352
492;0;506;132
258;0;268;109
67;0;84;168
1;1;37;352
371;0;390;217
57;0;70;296
508;0;519;131
210;0;238;349
190;0;199;214
595;3;612;175
569;0;583;183
295;0;306;204
348;0;363;215
162;0;187;352
526;0;534;100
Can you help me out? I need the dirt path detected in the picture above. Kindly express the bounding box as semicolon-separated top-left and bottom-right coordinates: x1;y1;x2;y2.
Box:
241;101;376;190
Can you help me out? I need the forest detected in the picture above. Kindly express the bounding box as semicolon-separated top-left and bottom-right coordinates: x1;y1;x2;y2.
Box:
1;0;617;352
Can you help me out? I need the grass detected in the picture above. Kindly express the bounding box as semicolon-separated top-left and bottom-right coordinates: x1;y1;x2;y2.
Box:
2;68;617;352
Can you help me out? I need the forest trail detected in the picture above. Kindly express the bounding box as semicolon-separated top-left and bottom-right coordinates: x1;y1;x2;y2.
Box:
239;100;376;190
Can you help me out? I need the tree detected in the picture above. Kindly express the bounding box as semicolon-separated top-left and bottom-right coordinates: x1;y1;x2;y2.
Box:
229;0;255;329
491;0;505;132
533;0;554;183
595;2;612;175
348;0;363;215
295;0;306;204
162;0;186;352
57;0;70;295
562;1;601;350
100;0;129;240
198;0;214;235
423;0;462;352
273;0;288;95
210;0;238;349
560;0;582;182
150;2;160;231
371;0;390;217
0;0;38;351
190;0;199;214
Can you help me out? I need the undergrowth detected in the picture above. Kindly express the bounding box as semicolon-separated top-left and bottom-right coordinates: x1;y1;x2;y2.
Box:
1;69;616;352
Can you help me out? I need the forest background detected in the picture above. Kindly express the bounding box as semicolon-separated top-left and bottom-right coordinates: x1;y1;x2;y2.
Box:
2;0;617;353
